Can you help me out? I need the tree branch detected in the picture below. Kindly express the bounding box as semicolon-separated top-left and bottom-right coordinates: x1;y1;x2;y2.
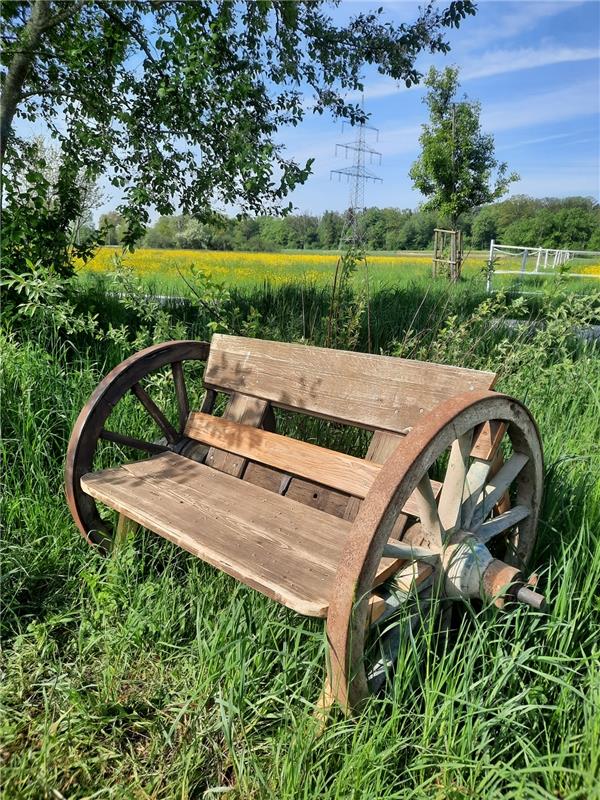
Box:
40;0;86;32
1;0;51;163
97;2;157;63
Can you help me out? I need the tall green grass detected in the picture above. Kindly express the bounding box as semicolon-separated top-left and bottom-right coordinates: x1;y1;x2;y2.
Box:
1;280;599;798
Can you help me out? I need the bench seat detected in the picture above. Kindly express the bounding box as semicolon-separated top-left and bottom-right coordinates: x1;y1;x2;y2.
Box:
82;451;387;617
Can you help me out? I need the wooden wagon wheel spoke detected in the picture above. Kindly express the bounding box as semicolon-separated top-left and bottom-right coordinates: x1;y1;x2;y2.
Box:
382;540;439;562
460;457;496;530
366;588;434;693
99;429;169;455
469;452;529;529
438;431;472;535
413;473;445;546
474;505;531;543
171;360;190;432
368;560;435;628
131;382;178;444
65;340;210;549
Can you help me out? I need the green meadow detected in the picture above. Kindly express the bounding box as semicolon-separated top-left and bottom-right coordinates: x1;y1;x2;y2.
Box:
2;272;599;798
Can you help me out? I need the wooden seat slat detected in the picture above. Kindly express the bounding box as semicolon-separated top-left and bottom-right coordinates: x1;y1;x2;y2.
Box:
82;452;343;616
204;335;496;433
81;453;412;617
184;411;442;514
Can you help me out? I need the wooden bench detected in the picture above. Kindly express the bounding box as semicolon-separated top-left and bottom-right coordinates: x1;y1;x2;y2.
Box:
66;335;545;714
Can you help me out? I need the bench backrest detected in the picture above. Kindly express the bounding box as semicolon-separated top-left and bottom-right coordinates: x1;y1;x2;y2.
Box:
204;335;496;434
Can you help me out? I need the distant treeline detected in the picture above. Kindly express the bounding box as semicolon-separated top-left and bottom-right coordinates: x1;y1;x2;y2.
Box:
99;195;599;252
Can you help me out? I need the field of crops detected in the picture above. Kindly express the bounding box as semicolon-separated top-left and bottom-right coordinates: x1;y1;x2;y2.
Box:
80;246;449;289
2;273;599;798
79;247;600;297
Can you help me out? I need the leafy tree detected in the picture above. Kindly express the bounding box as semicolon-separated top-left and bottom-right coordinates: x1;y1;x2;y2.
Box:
1;139;101;280
473;196;599;250
99;211;125;246
143;216;179;249
177;218;209;250
284;213;319;249
106;198;600;255
362;208;387;250
410;66;518;277
1;0;475;278
471;206;497;248
503;207;599;250
258;217;287;249
318;211;343;249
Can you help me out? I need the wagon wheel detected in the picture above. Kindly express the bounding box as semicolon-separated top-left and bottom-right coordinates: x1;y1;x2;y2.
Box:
65;340;211;551
327;391;545;713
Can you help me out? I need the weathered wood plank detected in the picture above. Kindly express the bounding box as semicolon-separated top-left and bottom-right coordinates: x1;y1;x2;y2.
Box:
204;392;269;476
81;453;416;616
470;420;506;460
185;411;442;516
82;452;344;617
242;462;351;518
186;411;381;499
343;431;404;522
204;335;497;433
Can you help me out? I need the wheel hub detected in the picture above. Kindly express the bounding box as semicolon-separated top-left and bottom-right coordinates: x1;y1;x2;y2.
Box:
440;531;545;609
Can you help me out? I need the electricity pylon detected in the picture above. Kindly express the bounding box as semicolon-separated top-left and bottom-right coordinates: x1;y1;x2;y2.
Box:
330;117;382;249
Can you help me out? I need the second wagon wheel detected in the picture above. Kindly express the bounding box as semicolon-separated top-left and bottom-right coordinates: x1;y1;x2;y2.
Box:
327;391;545;713
65;340;211;551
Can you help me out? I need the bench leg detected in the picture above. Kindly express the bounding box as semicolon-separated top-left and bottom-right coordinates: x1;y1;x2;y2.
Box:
313;674;335;733
114;513;138;551
313;633;338;731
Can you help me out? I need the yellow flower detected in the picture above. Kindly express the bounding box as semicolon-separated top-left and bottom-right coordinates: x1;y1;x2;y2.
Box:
79;246;486;288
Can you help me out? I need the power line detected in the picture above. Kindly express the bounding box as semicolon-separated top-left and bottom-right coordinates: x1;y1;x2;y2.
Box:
330;113;382;249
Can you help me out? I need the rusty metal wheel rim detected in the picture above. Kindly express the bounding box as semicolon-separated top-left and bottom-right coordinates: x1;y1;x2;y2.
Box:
65;340;210;550
327;390;544;713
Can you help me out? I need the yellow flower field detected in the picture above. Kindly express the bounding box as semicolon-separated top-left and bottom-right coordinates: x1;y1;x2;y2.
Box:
79;246;600;291
80;246;486;289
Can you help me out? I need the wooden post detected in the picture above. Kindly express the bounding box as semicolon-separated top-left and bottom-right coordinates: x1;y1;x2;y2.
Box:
520;248;528;274
114;513;138;551
486;238;495;293
450;231;457;282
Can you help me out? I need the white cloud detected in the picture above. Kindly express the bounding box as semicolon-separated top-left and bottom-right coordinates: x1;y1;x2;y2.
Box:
483;78;599;132
358;44;598;103
291;79;598;171
458;0;589;49
503;131;574;149
502;130;596;149
462;45;598;80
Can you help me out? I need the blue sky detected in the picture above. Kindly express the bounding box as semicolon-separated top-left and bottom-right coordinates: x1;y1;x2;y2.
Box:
53;1;595;219
281;0;600;215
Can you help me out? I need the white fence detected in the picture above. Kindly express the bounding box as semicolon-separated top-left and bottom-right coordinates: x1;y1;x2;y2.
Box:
486;240;600;292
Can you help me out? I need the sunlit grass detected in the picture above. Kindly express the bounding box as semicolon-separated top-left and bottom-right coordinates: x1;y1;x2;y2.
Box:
79;246;600;295
1;281;599;798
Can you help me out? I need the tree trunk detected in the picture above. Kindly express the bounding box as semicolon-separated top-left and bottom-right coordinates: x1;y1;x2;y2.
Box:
0;0;51;163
